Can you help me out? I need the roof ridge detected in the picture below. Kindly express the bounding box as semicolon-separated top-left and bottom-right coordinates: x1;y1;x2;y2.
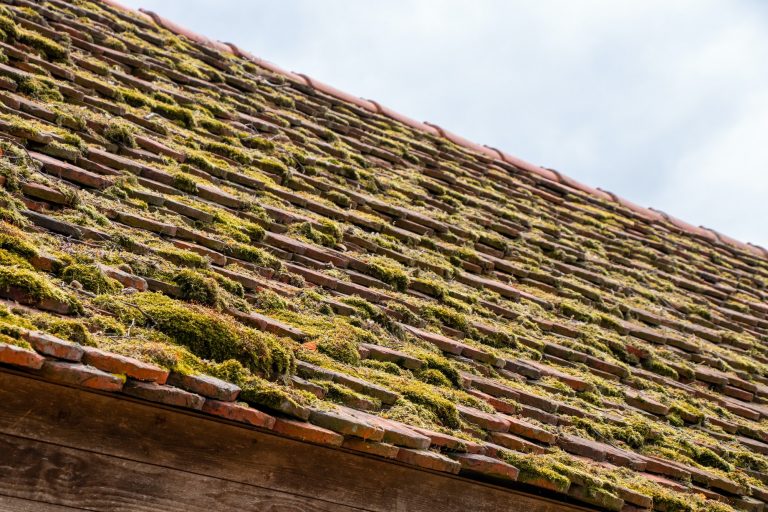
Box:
100;0;768;261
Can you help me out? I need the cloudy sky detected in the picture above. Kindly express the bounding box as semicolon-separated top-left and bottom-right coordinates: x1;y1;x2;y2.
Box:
120;0;768;247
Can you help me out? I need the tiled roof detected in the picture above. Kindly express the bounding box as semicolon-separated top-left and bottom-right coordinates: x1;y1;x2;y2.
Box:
1;1;768;511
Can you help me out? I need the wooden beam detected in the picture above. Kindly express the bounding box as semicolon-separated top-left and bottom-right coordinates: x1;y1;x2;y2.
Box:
0;433;360;511
0;370;591;512
0;494;83;511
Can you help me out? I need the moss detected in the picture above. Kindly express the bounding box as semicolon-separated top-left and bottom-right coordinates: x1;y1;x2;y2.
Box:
240;135;274;152
415;277;450;300
327;190;350;209
252;289;287;312
118;87;152;108
0;265;81;313
367;256;409;292
207;359;313;410
0;15;18;41
172;172;199;194
498;451;571;493
361;359;403;375
255;156;288;175
0;248;31;268
184;150;218;173
31;315;94;346
204;140;251;165
228;243;282;270
417;352;461;387
172;269;222;307
102;35;127;52
86;314;126;336
214;211;266;243
198;116;231;136
420;303;472;334
643;356;679;380
156;247;208;268
315;322;364;365
153;102;195;128
291;221;341;248
95;292;294;377
0;332;31;350
0;225;37;258
316;380;381;409
61;263;122;294
401;382;460;428
559;299;598;323
17;29;69;62
15;75;63;102
103;119;136;147
418;368;452;386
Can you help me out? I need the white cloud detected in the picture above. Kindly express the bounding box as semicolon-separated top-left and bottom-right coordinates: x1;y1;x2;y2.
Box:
119;0;768;246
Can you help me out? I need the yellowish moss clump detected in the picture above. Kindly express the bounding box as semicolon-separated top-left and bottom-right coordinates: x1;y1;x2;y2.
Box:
60;263;122;294
0;265;81;313
95;292;294;377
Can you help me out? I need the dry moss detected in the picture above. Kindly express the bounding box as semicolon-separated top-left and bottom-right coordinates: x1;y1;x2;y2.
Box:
60;263;122;294
95;292;294;377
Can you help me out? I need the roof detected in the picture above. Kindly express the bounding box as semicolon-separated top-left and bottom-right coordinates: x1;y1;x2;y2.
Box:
0;1;767;511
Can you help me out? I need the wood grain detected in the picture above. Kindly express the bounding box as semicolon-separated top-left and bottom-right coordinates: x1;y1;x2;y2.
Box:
0;433;357;512
0;370;593;512
0;494;83;511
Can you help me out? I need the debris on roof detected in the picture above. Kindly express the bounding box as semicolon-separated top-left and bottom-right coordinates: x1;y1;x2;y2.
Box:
1;1;768;511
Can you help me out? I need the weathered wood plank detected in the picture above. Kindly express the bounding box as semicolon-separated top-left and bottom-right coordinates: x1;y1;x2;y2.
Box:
0;433;359;512
0;370;591;512
0;494;83;511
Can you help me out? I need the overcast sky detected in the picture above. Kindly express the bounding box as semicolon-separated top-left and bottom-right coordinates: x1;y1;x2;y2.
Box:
120;0;768;248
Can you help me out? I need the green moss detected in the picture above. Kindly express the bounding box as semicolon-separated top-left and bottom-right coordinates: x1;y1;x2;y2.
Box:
103;119;136;147
361;359;403;375
156;247;208;268
412;278;448;299
0;332;31;350
15;75;63;102
367;256;409;292
184;150;217;173
240;134;274;152
0;265;81;313
291;221;341;248
559;299;598;323
198;116;231;136
401;382;460;428
499;451;571;493
205;140;251;165
61;263;122;294
0;248;31;268
327;190;350;209
0;15;18;41
418;352;461;387
17;29;69;62
0;225;37;258
228;243;282;270
315;322;365;365
643;356;679;380
255;156;288;175
118;87;152;108
172;269;222;307
214;211;266;243
95;292;294;377
31;315;94;346
172;172;199;194
252;289;287;312
153;102;195;128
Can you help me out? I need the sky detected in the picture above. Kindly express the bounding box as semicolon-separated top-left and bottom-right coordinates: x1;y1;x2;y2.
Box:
120;0;768;247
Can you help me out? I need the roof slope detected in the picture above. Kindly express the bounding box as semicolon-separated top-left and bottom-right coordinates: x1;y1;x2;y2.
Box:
0;1;768;511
